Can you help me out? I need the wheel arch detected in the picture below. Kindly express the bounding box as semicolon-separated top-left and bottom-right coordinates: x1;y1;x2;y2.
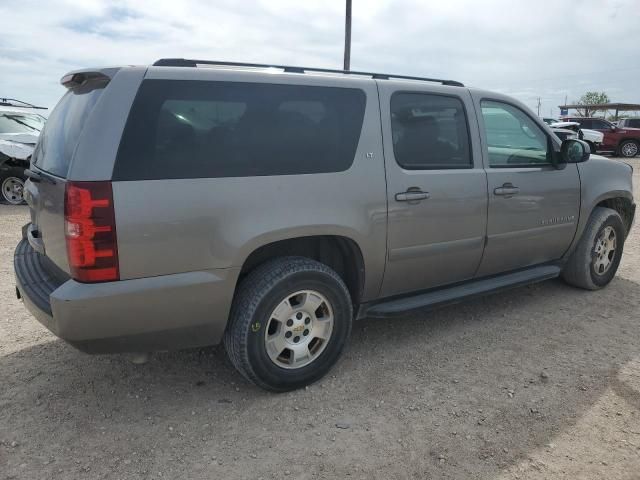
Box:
595;196;636;237
237;234;366;305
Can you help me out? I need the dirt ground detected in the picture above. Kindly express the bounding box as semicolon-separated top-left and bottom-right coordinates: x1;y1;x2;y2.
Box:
1;158;639;480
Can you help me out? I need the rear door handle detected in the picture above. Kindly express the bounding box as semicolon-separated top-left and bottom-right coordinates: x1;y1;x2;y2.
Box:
494;183;520;197
395;190;430;202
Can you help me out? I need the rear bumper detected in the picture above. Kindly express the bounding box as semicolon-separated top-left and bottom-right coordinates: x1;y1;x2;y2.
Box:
14;238;238;353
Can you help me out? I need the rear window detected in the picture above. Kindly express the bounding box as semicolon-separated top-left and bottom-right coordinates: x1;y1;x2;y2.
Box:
113;80;366;180
0;113;45;134
33;84;105;178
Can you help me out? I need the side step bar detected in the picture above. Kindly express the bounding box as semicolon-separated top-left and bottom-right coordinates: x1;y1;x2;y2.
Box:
361;265;561;319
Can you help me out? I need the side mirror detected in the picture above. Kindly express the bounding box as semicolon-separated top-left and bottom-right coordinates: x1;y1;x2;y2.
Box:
561;139;590;163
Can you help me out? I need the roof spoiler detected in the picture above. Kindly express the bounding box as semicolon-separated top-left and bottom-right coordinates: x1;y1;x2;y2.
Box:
60;68;120;89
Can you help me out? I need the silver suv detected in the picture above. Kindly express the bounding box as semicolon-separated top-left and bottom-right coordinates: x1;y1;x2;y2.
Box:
15;59;635;391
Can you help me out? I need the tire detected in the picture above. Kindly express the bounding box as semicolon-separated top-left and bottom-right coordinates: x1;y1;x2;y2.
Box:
586;141;596;154
618;140;639;158
1;167;27;205
224;256;353;392
561;207;625;290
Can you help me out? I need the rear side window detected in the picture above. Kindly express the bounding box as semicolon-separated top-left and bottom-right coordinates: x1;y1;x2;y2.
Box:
114;80;366;180
390;93;472;169
34;84;105;178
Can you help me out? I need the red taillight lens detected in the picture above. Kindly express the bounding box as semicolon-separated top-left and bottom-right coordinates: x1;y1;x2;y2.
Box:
64;181;119;283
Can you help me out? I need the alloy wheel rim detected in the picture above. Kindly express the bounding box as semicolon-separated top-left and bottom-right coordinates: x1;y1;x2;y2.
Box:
1;177;25;204
622;142;638;157
593;226;617;276
264;290;334;369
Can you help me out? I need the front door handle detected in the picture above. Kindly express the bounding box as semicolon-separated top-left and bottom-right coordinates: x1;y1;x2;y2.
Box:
395;190;430;202
494;183;520;197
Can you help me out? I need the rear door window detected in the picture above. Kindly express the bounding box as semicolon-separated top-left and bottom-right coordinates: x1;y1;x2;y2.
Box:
114;80;366;180
34;85;105;178
390;92;472;169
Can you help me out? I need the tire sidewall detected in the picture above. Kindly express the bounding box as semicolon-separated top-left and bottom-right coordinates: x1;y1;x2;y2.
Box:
243;270;352;391
588;213;625;287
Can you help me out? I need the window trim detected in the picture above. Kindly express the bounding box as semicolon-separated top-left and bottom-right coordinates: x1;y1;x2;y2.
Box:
479;97;555;169
389;90;474;171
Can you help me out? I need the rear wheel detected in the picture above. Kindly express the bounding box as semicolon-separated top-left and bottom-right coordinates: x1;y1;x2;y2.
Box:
585;141;597;154
619;140;639;158
562;207;625;290
1;168;26;205
224;257;353;392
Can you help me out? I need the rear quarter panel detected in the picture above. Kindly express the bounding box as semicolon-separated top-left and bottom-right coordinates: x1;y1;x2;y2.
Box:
113;69;388;301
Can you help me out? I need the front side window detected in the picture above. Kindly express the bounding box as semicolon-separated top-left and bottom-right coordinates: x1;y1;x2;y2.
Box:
114;80;366;180
592;119;611;129
481;100;550;167
390;93;472;169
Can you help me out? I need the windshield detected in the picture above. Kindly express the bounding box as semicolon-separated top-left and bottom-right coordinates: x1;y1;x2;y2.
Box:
0;112;45;133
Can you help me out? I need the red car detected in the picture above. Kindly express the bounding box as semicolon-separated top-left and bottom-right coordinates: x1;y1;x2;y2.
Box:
563;117;640;158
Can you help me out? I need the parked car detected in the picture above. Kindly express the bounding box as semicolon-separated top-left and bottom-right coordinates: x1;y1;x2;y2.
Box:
0;100;46;204
15;60;635;391
563;116;640;157
549;125;578;142
542;117;559;126
617;118;640;129
550;121;604;153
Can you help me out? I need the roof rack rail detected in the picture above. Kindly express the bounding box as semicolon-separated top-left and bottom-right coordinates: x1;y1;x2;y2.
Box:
152;58;464;87
0;98;47;110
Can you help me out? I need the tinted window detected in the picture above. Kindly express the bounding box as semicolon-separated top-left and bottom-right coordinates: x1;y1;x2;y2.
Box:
390;93;471;169
577;119;592;129
114;80;366;180
627;119;640;128
34;84;105;178
481;100;550;167
591;119;611;129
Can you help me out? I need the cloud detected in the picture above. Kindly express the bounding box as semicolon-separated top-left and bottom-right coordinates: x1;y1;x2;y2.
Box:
0;0;638;115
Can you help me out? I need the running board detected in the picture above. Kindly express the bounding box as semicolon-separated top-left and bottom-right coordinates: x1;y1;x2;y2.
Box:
361;265;561;319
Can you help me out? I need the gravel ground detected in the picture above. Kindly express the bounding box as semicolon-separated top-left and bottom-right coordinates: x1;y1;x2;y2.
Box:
1;158;639;480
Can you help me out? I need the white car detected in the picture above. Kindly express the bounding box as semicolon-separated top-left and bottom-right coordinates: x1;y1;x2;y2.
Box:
550;121;604;153
0;100;47;204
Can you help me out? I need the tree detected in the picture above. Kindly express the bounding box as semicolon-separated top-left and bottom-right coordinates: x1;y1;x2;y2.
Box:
572;91;610;117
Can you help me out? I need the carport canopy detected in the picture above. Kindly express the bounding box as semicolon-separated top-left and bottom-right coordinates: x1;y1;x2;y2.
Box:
559;103;640;120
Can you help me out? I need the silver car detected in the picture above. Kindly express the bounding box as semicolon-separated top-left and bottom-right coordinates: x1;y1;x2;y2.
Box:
14;59;635;391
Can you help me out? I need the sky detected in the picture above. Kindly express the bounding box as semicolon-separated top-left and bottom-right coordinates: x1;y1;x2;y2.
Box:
1;0;638;116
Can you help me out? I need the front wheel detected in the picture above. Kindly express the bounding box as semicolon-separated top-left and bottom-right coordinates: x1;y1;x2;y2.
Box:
562;207;625;290
619;140;639;158
1;168;27;205
224;257;353;392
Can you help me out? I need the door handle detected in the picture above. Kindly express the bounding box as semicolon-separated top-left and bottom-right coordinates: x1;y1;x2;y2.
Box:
395;190;430;202
494;183;520;197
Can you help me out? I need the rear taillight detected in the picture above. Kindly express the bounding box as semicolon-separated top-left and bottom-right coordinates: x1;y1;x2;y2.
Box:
64;181;119;283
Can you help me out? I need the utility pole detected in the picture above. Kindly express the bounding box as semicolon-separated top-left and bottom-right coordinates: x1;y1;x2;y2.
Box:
344;0;352;71
536;97;541;116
